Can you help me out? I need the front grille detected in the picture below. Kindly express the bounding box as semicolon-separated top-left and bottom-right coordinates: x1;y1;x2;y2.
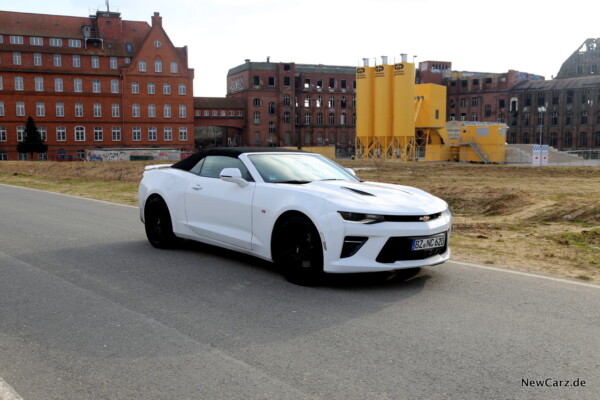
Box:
376;232;448;263
382;212;442;222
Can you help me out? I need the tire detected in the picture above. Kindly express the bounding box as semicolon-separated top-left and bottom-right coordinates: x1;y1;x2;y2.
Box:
144;197;179;249
272;214;324;286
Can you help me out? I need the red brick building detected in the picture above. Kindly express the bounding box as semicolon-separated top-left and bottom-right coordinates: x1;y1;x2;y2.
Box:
0;9;194;160
226;60;356;155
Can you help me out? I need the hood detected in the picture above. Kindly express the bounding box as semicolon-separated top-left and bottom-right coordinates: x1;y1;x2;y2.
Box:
299;180;447;214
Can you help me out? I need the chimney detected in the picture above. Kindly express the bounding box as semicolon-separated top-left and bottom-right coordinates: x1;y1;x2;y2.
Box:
362;58;369;67
152;12;162;27
381;56;388;65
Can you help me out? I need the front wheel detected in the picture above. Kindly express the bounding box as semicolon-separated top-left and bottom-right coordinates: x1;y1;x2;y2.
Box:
272;215;324;286
144;197;179;249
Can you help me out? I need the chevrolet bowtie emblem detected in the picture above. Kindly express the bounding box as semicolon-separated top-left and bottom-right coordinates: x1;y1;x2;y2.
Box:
419;216;431;222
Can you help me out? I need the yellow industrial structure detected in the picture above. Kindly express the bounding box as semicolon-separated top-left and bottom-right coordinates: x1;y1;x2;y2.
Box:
355;56;508;163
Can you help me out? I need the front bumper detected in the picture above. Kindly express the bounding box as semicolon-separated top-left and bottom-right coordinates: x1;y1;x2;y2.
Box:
322;211;452;273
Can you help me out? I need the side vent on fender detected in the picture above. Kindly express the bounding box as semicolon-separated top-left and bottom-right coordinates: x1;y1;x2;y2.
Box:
341;187;375;196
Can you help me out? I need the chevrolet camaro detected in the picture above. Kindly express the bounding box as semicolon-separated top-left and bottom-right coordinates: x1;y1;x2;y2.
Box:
138;148;452;285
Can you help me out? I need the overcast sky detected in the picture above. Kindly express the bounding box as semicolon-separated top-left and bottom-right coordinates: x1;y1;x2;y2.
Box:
4;0;599;96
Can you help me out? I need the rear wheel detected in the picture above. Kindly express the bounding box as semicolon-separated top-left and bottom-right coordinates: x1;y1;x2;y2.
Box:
272;215;324;286
144;197;179;249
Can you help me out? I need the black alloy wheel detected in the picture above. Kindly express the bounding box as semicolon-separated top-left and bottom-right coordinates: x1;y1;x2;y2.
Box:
273;215;324;286
144;197;179;249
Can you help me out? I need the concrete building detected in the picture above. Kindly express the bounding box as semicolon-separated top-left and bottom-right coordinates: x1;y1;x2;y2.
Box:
225;60;356;155
0;9;195;160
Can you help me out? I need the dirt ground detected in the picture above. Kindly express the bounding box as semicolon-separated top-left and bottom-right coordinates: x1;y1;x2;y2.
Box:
1;160;599;282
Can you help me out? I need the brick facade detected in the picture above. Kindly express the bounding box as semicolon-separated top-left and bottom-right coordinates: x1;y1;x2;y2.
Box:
0;10;194;160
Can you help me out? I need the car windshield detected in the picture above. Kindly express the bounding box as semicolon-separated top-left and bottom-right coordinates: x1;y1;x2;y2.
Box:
248;153;359;184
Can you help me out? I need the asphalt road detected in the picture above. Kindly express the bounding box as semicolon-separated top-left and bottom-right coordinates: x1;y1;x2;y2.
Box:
1;184;599;400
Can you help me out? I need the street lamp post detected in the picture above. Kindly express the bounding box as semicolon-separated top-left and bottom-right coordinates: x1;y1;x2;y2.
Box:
537;105;546;145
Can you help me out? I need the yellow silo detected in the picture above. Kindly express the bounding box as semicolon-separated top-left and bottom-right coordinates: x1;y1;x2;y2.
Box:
392;62;416;137
373;63;394;140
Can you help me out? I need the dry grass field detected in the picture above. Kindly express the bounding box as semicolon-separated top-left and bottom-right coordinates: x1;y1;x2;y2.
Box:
1;160;599;282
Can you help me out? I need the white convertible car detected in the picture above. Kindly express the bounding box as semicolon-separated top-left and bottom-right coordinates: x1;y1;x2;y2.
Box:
138;148;451;285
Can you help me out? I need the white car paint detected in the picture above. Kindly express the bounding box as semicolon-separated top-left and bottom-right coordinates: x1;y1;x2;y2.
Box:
139;149;452;275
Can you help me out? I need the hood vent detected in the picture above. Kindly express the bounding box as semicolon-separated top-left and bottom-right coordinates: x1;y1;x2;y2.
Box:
341;186;375;196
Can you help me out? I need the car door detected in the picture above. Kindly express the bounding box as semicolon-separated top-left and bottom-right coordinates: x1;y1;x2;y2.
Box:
183;155;255;250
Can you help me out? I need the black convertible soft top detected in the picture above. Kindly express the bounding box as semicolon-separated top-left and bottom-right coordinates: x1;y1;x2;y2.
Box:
171;147;307;171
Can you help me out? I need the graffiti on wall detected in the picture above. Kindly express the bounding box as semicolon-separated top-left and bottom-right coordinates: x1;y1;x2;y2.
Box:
86;149;184;161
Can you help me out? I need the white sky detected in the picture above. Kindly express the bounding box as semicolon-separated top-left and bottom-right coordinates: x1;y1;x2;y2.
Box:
3;0;599;96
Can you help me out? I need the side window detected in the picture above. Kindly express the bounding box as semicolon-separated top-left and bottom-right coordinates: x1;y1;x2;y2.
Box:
196;156;251;180
190;158;205;175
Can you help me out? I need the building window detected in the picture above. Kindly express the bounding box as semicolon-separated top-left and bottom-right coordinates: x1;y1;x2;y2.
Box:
341;96;347;108
110;57;118;69
178;84;186;95
283;94;291;106
94;127;103;141
268;77;275;86
164;127;172;141
594;132;600;146
566;112;572;125
550;132;558;147
92;79;101;93
75;103;83;117
10;35;24;45
148;104;156;118
36;102;45;117
164;104;171;118
69;39;82;48
154;59;162;73
340;113;346;125
284;111;290;125
564;132;573;147
138;60;146;72
566;90;574;104
111;79;119;93
53;54;61;67
37;128;47;143
55;102;65;117
18;153;28;161
56;126;66;142
163;83;171;95
148;82;155;94
17;126;26;142
328;112;335;125
328;97;335;108
16;102;25;116
179;127;188;141
131;82;139;94
305;112;312;125
524;113;530;126
132;127;141;141
581;110;589;125
471;97;480;107
471;113;478;121
484;104;492;117
316;96;323;108
578;132;588;147
33;53;42;66
112;127;121;141
132;104;140;118
148;127;157;141
304;96;311;108
178;105;187;118
284;77;291;87
0;102;4;117
170;62;178;73
253;111;261;124
253;76;260;86
551;112;558;126
91;56;99;69
49;38;62;47
268;102;275;116
316;113;323;125
35;77;44;92
55;78;64;92
72;55;81;68
75;126;85;141
13;52;22;65
329;78;335;89
93;103;102;117
112;103;120;118
74;78;82;93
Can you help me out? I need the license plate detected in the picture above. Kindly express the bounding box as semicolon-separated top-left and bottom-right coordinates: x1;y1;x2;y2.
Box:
411;234;445;251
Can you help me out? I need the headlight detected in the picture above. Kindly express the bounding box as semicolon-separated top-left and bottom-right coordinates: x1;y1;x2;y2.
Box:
338;211;385;224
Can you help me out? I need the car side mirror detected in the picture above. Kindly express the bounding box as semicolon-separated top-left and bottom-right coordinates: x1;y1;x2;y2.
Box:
345;168;357;176
220;168;249;188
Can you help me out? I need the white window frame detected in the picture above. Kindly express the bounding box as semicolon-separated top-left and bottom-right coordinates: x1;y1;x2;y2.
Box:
179;104;187;118
164;127;173;141
10;36;24;45
111;79;119;93
49;38;63;47
148;82;155;95
110;57;118;69
13;52;22;65
178;83;186;95
0;102;4;117
112;127;121;141
74;78;82;93
132;126;141;141
91;56;100;69
148;104;156;118
164;104;171;118
17;126;26;142
16;102;25;116
53;54;62;67
92;79;101;93
72;55;81;68
94;126;103;141
138;60;146;72
163;83;171;95
111;103;120;118
0;126;7;142
56;102;65;117
132;104;140;118
56;126;66;142
75;126;85;142
69;39;82;48
93;103;102;118
75;103;83;118
178;127;188;141
33;52;42;66
170;62;178;73
154;59;162;73
36;102;45;117
148;127;157;141
55;78;63;92
131;81;139;94
35;77;44;92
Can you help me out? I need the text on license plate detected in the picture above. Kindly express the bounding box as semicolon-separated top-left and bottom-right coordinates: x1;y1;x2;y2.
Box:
412;235;445;251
